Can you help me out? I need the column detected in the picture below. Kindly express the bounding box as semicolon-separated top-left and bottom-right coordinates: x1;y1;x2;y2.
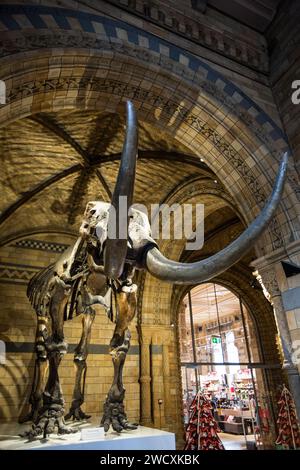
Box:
162;342;172;427
259;268;300;419
139;340;152;426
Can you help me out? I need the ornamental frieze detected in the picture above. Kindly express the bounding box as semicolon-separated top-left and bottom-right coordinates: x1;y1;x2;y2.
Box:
0;30;285;153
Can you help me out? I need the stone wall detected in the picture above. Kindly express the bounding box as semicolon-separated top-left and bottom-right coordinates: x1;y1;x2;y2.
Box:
0;233;140;423
252;241;300;419
283;273;300;366
267;0;300;175
100;0;281;125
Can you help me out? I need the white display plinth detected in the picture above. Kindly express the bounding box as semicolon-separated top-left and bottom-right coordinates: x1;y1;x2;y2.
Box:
0;421;176;451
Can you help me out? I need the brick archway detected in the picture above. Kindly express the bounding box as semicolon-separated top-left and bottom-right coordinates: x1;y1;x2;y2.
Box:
171;268;283;432
0;46;299;255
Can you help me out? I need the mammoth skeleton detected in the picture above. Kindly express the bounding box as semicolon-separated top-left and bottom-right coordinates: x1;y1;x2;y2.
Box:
22;101;288;439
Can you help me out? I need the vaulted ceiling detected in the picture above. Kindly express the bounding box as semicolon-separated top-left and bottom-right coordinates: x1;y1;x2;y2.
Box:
0;107;248;267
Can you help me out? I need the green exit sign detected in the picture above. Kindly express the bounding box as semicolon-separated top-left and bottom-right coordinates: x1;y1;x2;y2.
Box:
212;336;221;344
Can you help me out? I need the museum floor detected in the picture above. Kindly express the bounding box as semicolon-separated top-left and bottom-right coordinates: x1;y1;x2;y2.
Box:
219;433;255;450
0;419;255;451
0;420;175;450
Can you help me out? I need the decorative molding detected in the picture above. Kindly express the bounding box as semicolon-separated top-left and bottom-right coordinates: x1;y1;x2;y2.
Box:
253;269;278;300
0;2;268;73
3;28;295;209
163;176;236;208
106;0;268;73
0;5;287;148
268;218;286;250
0;261;41;285
286;166;300;200
251;239;300;272
256;269;295;368
0;228;78;249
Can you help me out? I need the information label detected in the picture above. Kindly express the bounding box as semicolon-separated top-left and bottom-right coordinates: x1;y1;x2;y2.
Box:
81;427;105;441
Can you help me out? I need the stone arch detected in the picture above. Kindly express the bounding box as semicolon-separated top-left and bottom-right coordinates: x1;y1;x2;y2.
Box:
170;268;284;425
139;182;241;334
171;267;280;365
0;228;78;248
0;44;299;252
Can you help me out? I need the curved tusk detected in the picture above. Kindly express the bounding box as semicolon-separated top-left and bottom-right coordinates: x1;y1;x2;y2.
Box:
145;152;289;285
104;101;138;279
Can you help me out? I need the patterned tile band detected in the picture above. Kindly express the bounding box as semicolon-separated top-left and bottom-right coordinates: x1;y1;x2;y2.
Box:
0;261;41;285
14;239;70;253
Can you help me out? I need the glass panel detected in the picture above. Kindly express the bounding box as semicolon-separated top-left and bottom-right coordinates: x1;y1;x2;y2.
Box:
180;283;273;447
181;366;197;425
242;301;261;363
254;368;276;447
190;283;224;363
179;283;261;365
197;367;258;427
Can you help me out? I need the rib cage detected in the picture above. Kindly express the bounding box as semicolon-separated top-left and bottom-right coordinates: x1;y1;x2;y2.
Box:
27;265;82;322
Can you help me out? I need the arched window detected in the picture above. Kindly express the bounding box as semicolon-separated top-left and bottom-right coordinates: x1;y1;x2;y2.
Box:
179;283;274;444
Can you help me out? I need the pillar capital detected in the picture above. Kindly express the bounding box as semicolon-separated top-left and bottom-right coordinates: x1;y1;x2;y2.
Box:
254;268;281;300
251;240;300;272
139;376;151;383
138;324;174;345
252;263;300;420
